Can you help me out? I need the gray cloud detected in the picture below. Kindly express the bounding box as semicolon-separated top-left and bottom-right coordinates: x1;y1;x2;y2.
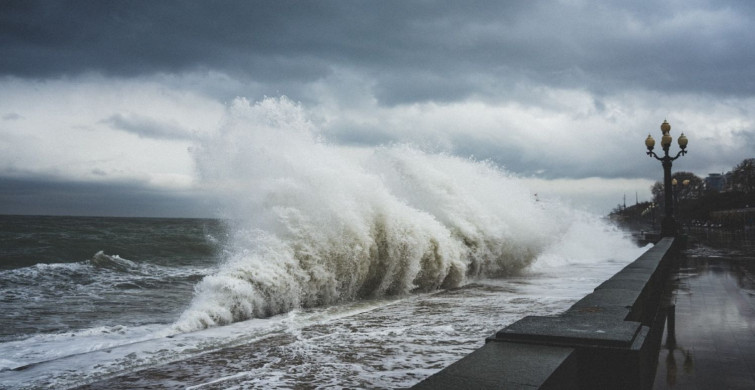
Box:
448;135;645;181
2;112;22;120
1;0;754;216
102;113;191;140
3;1;755;105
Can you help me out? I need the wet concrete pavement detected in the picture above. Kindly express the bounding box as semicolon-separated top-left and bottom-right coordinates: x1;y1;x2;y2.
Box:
653;232;755;389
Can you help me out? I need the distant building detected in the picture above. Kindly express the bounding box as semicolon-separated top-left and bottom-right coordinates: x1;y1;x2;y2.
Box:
704;173;726;192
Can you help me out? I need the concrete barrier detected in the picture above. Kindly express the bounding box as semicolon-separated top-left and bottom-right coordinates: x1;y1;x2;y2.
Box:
411;237;677;390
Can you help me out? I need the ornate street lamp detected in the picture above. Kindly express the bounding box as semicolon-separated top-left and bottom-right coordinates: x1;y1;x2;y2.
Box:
645;120;688;237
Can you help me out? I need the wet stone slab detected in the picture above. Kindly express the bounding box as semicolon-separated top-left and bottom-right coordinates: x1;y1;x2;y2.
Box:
653;243;755;390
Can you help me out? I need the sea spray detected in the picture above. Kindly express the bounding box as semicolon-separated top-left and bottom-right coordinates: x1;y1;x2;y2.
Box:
174;97;567;331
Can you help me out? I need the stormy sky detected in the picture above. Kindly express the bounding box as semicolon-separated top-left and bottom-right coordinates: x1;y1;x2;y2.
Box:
1;0;754;217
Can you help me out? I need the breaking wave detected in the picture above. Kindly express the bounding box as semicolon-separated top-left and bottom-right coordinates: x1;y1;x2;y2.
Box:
173;97;609;332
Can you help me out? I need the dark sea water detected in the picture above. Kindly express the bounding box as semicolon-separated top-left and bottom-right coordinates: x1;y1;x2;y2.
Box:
0;215;224;341
0;215;222;270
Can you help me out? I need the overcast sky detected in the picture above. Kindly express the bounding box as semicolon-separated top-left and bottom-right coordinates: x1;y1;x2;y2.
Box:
1;0;754;217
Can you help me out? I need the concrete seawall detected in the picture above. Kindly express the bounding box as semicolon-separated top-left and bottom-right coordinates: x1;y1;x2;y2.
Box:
412;237;678;390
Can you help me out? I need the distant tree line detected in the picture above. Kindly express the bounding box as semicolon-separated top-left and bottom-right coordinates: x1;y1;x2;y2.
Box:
610;158;755;230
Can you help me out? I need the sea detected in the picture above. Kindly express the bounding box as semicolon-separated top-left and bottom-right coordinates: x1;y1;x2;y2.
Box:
0;213;647;389
0;98;650;388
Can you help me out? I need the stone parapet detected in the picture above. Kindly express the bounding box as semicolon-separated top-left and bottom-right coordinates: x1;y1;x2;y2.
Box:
412;238;677;390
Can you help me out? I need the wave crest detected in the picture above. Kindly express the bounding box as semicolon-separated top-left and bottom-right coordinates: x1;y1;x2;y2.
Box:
90;251;138;272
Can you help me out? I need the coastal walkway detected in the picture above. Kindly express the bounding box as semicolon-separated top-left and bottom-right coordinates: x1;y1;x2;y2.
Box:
652;240;755;389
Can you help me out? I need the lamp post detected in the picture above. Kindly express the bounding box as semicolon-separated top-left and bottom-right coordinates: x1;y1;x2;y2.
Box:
645;120;688;237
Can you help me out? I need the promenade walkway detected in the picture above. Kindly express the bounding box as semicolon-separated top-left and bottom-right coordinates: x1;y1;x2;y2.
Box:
653;236;755;389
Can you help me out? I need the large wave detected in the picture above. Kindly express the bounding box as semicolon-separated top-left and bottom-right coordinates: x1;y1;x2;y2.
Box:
173;97;602;332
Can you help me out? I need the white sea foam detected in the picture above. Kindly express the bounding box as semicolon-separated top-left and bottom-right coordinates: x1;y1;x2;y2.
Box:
530;211;649;272
0;323;168;372
173;96;607;332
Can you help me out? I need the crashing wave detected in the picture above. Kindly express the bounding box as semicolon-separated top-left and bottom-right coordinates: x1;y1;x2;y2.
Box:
173;97;565;332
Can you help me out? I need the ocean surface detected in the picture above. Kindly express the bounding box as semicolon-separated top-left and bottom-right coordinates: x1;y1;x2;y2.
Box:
0;214;646;389
1;99;649;388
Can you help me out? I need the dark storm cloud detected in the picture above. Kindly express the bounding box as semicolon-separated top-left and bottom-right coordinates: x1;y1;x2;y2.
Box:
0;0;332;80
102;113;191;140
0;175;213;218
3;0;755;105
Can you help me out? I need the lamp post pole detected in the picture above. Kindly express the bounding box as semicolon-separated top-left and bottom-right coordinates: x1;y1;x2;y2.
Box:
645;120;688;237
